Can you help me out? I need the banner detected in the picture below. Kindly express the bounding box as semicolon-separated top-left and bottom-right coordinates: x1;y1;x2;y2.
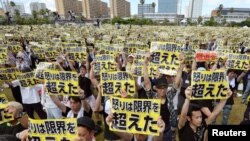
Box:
150;42;183;52
33;48;45;60
110;97;161;136
191;70;229;100
16;72;39;87
0;68;21;81
0;105;14;125
65;46;87;61
101;71;135;96
195;50;218;62
28;118;77;141
45;47;58;59
94;54;115;62
0;94;8;106
226;53;250;70
44;71;78;96
150;51;180;71
35;62;57;79
94;61;116;74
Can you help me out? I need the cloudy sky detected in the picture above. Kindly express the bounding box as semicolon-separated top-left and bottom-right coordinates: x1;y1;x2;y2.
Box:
6;0;250;16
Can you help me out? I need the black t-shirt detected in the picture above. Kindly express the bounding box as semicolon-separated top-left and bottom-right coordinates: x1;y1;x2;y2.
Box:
161;98;170;129
0;122;26;136
179;119;207;141
62;106;92;118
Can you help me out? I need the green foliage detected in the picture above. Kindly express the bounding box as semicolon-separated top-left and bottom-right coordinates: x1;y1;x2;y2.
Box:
197;16;203;24
32;10;38;19
111;17;154;25
203;17;218;26
10;1;15;7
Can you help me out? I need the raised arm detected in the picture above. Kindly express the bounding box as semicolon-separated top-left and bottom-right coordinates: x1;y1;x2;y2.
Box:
94;84;103;112
89;61;99;87
106;113;133;141
50;95;66;113
175;53;185;88
237;66;250;83
153;117;165;141
143;53;151;90
79;88;91;113
205;89;232;125
178;86;192;129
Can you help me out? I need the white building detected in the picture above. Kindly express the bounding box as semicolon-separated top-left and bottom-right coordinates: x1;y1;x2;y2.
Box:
144;13;184;22
212;8;250;23
30;2;46;12
138;4;155;18
188;0;203;18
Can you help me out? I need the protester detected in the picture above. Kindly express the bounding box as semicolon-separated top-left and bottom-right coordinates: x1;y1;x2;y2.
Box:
178;86;232;141
0;102;28;136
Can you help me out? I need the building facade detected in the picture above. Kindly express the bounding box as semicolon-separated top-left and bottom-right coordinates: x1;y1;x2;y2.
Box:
110;0;130;18
158;0;178;13
188;0;203;18
82;0;109;19
138;4;155;18
144;13;184;22
30;2;46;12
55;0;83;18
211;8;250;22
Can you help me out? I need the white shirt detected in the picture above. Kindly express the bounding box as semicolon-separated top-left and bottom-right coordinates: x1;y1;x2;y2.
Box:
12;80;42;104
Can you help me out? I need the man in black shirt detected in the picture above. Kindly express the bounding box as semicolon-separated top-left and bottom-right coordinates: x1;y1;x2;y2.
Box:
50;89;92;118
0;102;27;136
178;86;232;141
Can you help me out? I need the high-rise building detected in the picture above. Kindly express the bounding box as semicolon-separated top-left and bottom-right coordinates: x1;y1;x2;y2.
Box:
188;0;203;18
30;2;47;12
82;0;109;19
158;0;178;13
55;0;83;18
110;0;130;18
138;4;155;18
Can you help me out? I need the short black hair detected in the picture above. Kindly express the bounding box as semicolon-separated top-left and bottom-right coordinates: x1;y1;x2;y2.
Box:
80;65;87;70
187;105;201;117
227;69;235;75
68;96;81;103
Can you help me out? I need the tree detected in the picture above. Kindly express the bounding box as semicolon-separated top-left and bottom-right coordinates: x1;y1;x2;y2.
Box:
197;16;203;24
140;0;145;18
163;18;170;25
152;2;156;13
14;9;20;17
45;8;50;15
187;18;192;25
217;4;223;16
39;9;46;17
230;7;234;13
10;1;15;7
217;4;223;23
32;10;38;19
221;18;227;25
10;1;15;15
204;17;218;26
